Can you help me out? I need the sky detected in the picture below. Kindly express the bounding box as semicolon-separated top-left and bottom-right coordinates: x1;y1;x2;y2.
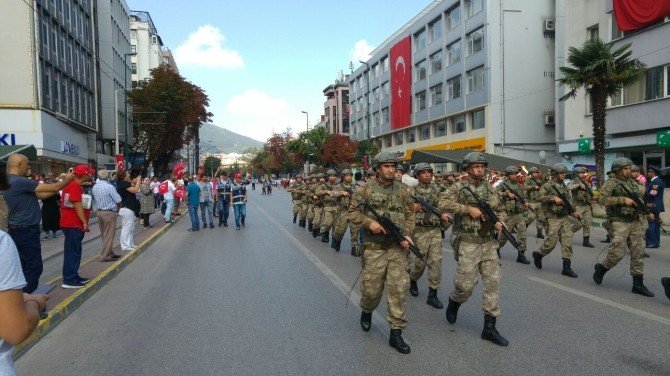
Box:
128;0;430;142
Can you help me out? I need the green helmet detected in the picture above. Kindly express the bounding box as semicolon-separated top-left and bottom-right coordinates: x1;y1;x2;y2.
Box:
528;166;540;174
504;166;519;175
326;169;337;176
341;168;352;176
396;164;406;171
373;151;398;166
550;163;568;173
611;157;632;172
462;152;488;168
296;174;303;179
414;162;433;173
366;167;375;175
631;164;640;172
573;166;588;174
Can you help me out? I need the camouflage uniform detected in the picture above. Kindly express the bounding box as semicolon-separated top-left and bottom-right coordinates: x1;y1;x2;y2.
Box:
287;177;304;224
524;170;546;237
317;171;340;243
593;158;654;297
333;177;358;254
306;178;316;230
567;169;594;246
311;174;326;236
496;174;530;263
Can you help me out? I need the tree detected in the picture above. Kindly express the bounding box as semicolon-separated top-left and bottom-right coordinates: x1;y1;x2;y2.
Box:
355;139;380;167
128;65;213;174
321;134;358;167
203;155;221;176
286;127;330;165
558;38;645;187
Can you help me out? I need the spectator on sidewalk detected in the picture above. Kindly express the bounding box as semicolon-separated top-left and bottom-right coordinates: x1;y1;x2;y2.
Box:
199;175;215;229
185;176;201;231
40;174;60;239
645;165;665;249
3;154;74;293
92;169;122;262
230;173;248;230
139;177;155;228
60;165;94;289
162;175;176;223
116;171;141;252
0;230;49;376
216;172;231;227
150;177;161;209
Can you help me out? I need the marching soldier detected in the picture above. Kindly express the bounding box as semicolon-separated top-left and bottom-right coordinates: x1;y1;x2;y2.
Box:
408;163;450;309
524;167;546;239
306;175;316;232
311;173;327;238
532;163;580;278
287;175;304;224
349;152;415;354
568;167;595;247
496;166;531;264
316;169;340;244
332;169;358;254
297;175;309;228
593;157;654;297
439;152;509;347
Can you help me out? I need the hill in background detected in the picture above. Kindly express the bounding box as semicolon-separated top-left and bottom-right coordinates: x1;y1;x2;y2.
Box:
198;123;263;154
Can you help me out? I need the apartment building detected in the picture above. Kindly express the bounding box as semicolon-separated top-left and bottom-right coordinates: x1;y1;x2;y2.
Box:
323;74;350;135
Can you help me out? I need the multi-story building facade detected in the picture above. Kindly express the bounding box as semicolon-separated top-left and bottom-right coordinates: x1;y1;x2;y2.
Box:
556;0;670;172
0;0;97;174
348;0;559;166
130;10;172;86
322;74;350;135
96;0;132;166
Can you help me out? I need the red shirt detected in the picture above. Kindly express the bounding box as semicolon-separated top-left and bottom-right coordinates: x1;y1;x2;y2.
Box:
60;181;91;230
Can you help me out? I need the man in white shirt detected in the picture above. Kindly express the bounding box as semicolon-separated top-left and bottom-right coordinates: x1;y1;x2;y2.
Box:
162;175;176;223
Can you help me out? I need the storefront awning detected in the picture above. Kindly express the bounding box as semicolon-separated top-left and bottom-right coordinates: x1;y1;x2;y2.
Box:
0;145;38;162
410;149;551;172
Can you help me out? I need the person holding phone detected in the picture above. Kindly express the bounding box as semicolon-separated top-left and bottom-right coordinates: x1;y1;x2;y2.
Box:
116;171;140;252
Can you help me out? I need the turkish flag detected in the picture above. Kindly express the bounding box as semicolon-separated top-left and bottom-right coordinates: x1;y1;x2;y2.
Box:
614;0;670;31
390;36;412;130
172;162;186;180
115;154;125;171
158;181;169;195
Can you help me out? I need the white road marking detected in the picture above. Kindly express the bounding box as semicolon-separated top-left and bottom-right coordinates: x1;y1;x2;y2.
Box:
528;276;670;326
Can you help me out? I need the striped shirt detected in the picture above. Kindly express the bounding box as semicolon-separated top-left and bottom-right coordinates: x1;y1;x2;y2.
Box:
91;179;122;211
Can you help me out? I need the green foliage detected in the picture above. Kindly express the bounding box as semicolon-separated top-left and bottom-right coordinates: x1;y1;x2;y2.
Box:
203;155;221;176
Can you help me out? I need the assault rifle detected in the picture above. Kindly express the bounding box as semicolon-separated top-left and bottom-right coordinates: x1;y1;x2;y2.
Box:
500;182;527;206
412;195;453;224
551;185;580;218
576;176;595;199
462;186;521;251
617;183;667;232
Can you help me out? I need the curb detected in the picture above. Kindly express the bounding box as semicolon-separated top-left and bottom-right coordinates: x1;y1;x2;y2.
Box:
13;212;184;359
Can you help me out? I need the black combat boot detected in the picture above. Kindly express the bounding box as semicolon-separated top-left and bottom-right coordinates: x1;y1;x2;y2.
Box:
388;329;411;354
632;275;654;297
593;263;609;285
320;231;329;243
426;288;444;309
312;229;320;238
360;311;372;331
445;298;461;324
561;258;578;278
293;214;297;223
532;251;543;269
601;235;611;243
583;236;595;248
661;277;670;300
536;229;545;239
299;219;306;228
308;223;313;232
332;238;341;252
409;280;418;297
481;314;509;346
516;250;530;264
351;246;357;256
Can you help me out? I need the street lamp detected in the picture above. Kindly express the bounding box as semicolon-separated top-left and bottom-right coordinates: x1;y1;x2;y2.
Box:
301;111;310;175
301;110;309;132
123;52;137;159
114;89;124;155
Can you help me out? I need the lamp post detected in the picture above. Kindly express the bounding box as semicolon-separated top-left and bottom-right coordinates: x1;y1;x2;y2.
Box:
123;52;136;160
114;89;124;155
301;110;310;175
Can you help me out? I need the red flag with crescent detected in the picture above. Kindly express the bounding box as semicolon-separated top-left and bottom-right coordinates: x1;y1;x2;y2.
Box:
172;162;186;179
158;181;169;195
390;36;412;130
115;154;125;172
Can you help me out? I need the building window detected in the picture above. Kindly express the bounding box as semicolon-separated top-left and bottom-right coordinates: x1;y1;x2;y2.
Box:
587;24;599;41
61;80;67;114
452;114;466;133
430;50;442;74
383;57;389;72
611;14;623;40
467;66;485;93
419;124;431;141
373;111;380;126
430;83;443;106
152;35;158;44
447;75;461;100
472;109;485;129
447;39;461;66
415;60;426;82
395;132;404;146
382;107;390;124
382;81;390;97
428;17;443;43
466;28;484;56
645;66;664;100
435;120;447;137
406;128;416;143
446;4;461;30
131;45;136;53
415;91;427;111
385;136;392;147
465;0;483;18
42;65;51;108
132;62;137;74
414;28;426;50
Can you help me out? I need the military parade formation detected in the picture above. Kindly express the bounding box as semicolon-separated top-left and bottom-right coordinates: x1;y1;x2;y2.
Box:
286;152;664;355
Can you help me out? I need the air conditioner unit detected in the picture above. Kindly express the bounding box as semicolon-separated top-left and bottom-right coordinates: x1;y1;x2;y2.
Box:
544;114;555;126
544;19;555;31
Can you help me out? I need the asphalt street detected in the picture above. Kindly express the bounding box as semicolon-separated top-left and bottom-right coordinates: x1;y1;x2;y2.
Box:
17;188;670;375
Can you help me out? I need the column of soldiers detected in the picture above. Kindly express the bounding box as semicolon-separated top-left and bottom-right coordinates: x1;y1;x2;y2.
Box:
286;153;660;355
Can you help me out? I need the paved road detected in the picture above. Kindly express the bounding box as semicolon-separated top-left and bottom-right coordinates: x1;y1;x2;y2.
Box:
17;188;670;375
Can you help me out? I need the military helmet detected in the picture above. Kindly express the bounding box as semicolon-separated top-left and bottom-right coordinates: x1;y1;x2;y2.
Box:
611;157;632;172
396;164;406;171
366;167;375;175
504;166;519;175
462;152;488;168
326;169;337;176
341;168;352;176
550;163;568;173
373;151;398;166
414;162;433;173
295;174;303;179
573;166;588;174
631;164;640;172
528;166;540;174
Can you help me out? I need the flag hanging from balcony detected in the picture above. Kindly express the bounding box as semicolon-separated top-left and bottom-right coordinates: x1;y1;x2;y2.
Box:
613;0;670;31
390;36;412;130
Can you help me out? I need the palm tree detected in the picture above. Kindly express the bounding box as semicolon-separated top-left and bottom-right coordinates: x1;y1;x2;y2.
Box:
557;38;645;187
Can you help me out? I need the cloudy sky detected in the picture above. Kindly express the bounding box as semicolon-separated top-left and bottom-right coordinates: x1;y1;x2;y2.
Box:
129;0;428;142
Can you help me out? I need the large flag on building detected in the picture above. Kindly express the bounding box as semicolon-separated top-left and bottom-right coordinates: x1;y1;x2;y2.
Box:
613;0;670;31
390;36;412;130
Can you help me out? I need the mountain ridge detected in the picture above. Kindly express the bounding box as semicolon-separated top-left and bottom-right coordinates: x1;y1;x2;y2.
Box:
198;123;263;154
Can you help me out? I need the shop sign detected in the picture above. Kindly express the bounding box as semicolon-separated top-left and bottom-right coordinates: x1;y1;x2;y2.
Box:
656;129;670;147
578;137;591;154
60;140;80;156
0;133;17;145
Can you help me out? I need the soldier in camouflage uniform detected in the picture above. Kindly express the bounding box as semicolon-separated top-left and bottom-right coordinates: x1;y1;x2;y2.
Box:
524;166;546;239
408;163;450;309
311;173;326;238
297;175;309;228
496;166;531;264
349;152;415;354
593;157;654;297
600;170;617;243
306;175;316;232
287;175;304;225
439;152;509;347
316;169;341;244
568;167;595;247
532;163;580;278
332;169;357;254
